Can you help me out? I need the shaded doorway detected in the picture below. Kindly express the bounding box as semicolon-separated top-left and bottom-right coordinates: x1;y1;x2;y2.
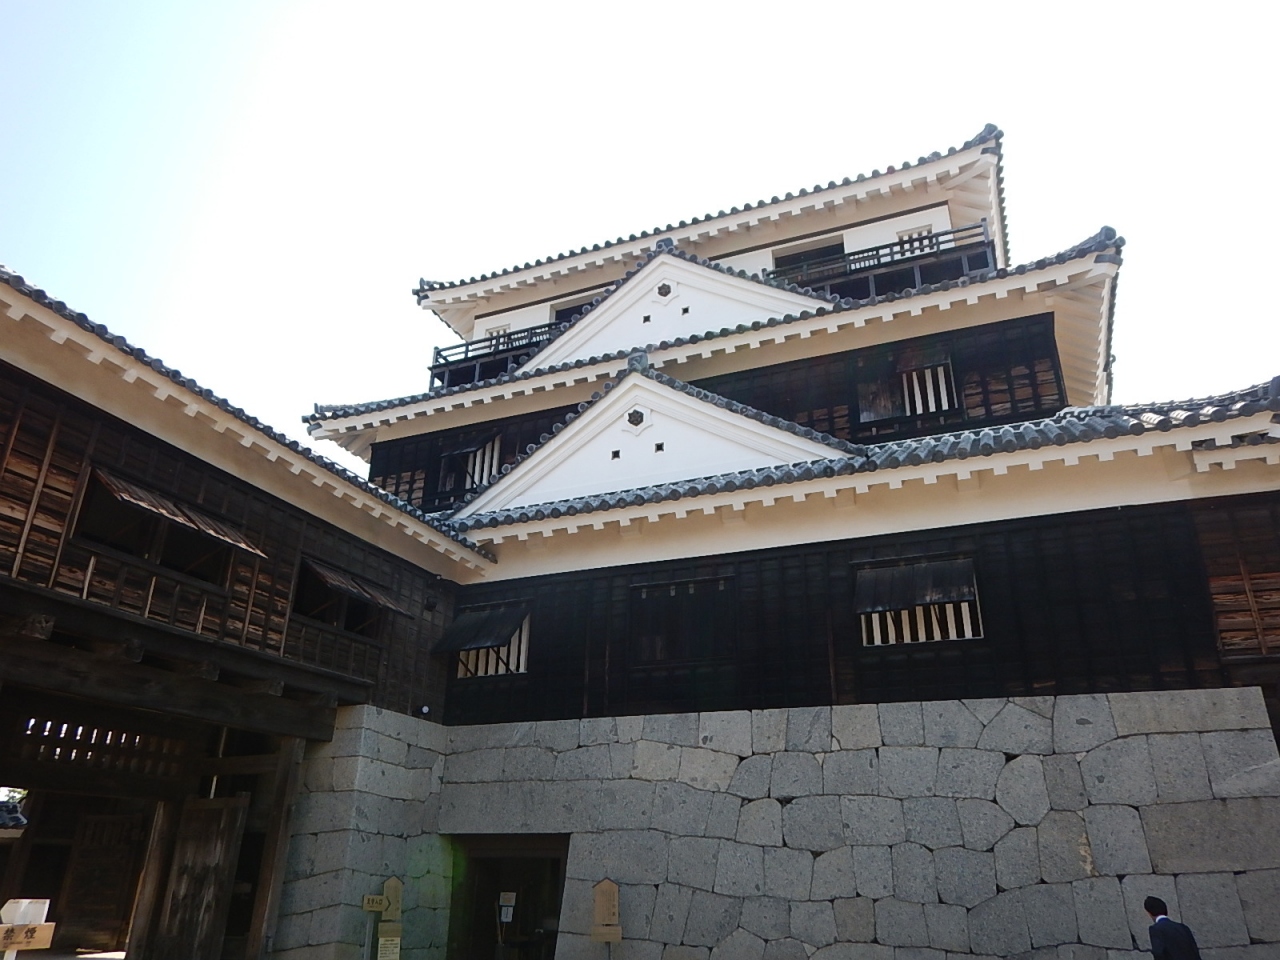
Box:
447;835;568;960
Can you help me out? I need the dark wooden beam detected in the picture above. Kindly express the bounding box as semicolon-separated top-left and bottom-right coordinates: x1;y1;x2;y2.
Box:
163;658;220;681
0;580;371;705
229;678;284;697
0;613;54;640
245;737;305;960
0;758;190;800
82;637;145;662
0;634;335;741
193;755;279;777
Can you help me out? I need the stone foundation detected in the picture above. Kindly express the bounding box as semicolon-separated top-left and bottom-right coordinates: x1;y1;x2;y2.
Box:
276;689;1280;960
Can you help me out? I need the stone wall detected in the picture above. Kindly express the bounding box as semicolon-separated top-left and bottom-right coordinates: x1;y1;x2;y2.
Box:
274;705;451;960
437;690;1280;960
275;689;1280;960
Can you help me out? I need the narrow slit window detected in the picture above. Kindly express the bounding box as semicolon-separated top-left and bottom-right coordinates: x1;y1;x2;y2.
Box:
437;604;532;678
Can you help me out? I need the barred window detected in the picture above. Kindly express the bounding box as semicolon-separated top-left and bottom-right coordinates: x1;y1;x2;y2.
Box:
855;559;982;646
631;577;734;663
435;603;531;678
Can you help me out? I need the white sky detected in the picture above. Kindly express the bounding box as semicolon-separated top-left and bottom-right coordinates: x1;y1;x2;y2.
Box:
3;1;1277;475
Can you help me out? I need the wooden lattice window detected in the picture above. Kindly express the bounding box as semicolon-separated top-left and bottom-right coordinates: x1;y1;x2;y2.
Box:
1194;502;1280;659
855;558;982;646
897;226;937;257
16;715;188;780
630;577;735;663
436;603;531;678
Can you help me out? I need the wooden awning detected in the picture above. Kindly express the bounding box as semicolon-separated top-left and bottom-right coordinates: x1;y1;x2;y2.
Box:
94;468;267;558
302;558;414;617
854;558;976;612
434;604;530;653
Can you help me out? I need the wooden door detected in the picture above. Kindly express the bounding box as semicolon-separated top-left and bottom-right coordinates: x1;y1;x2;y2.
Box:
54;812;149;951
149;795;249;960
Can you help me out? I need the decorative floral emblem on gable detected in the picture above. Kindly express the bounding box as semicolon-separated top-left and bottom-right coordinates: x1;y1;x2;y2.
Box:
656;283;672;298
627;410;645;426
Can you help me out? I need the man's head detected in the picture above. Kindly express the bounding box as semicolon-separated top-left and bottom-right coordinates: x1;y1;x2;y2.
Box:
1144;896;1168;919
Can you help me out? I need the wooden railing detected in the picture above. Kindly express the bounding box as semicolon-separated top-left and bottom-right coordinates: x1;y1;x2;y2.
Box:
430;322;558;386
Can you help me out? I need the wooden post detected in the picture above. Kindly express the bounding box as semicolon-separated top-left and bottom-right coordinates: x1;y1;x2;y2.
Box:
124;799;180;960
243;737;305;960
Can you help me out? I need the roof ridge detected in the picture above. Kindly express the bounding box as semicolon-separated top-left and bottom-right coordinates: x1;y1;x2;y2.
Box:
0;266;492;561
448;378;1279;532
413;124;1003;299
310;225;1120;425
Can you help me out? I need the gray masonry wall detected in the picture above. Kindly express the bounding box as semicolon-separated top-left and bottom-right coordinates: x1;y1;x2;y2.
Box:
276;689;1280;960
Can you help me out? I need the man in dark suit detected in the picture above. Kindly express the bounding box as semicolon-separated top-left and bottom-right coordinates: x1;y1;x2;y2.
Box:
1145;896;1201;960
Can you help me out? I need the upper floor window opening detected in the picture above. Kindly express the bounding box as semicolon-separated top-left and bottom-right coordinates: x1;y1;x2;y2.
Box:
630;576;735;664
854;558;983;646
435;602;532;678
290;557;411;641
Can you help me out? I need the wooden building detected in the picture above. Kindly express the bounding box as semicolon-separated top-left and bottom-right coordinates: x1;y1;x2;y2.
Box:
2;125;1278;958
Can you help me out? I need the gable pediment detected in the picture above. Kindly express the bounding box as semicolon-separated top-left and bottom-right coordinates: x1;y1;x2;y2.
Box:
454;369;846;516
521;254;828;372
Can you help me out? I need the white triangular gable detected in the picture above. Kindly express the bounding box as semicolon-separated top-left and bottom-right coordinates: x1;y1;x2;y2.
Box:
454;372;843;516
521;255;828;372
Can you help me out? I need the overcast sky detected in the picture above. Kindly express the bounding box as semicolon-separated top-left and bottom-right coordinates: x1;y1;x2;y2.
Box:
3;1;1277;475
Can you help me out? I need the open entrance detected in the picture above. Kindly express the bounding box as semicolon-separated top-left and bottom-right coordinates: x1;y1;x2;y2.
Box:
0;687;304;960
446;835;569;960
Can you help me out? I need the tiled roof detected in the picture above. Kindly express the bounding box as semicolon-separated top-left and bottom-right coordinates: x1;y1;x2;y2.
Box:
449;375;1280;532
413;125;1005;299
310;227;1121;426
0;266;493;561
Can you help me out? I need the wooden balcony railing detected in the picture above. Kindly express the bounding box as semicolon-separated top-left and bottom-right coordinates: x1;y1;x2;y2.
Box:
430;322;558;388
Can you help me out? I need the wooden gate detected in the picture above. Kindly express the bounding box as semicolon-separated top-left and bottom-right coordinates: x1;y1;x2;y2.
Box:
150;795;250;960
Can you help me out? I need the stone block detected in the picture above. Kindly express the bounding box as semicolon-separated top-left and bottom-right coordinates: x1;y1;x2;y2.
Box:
651;883;694;943
682;891;742;947
1236;869;1280;943
763;845;812;900
1080;737;1157;806
1038;811;1092;883
1054;694;1119;753
1044;754;1089;811
1143;798;1280;873
669;835;721;891
633;741;684;781
1109;688;1270;735
833;896;876;942
787;706;832;752
815;946;894;960
1198;948;1280;960
880;702;926;746
581;716;622;745
699;711;754;758
738;798;783;846
783;795;845;851
933;846;995;908
1202;730;1280;798
596;779;656;830
903;797;962;849
995;826;1041;889
824;749;878;796
1148;733;1213;802
842;795;906;846
997;755;1050;826
1024;883;1079;948
1083;805;1150;875
957;798;1015;851
968;890;1031;956
438;782;510;833
1074;877;1132;949
811;846;858;899
922;701;984;748
534;718;581;751
1177;873;1249;948
710;928;765;960
832;704;883;750
977;702;1053;755
645;713;702;747
876;899;930;947
892;842;937;903
753;709;788;754
740;897;791;940
706;793;743;839
852;844;894;899
652;781;713;836
762;939;809;960
662;947;709;960
771;752;824;798
962;698;1006;724
1120;874;1179;946
444;748;506;783
567;831;669;884
1013;696;1055;718
935;748;1006;802
502;746;558;781
611;742;637;779
729;755;773;799
679;748;740;792
620;882;658;940
880;747;939;798
923;902;969;952
714;839;765;897
792;900;838;947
